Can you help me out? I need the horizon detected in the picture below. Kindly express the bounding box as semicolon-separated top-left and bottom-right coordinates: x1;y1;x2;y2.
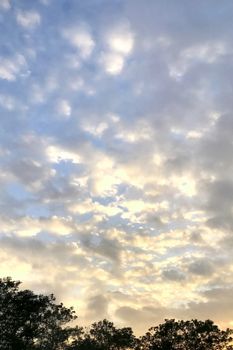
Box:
0;0;233;335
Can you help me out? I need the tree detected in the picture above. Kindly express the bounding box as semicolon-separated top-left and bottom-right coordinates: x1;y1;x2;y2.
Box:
0;277;78;350
137;319;233;350
70;319;136;350
1;277;233;350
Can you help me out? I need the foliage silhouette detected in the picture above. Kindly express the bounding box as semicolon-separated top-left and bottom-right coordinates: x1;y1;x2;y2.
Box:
0;277;78;350
69;319;136;350
136;318;233;350
0;277;233;350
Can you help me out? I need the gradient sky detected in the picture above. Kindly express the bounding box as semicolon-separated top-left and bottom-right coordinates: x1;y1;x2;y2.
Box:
1;0;233;334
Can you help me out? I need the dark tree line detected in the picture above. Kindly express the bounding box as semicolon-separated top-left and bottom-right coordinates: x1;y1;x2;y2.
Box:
0;278;232;350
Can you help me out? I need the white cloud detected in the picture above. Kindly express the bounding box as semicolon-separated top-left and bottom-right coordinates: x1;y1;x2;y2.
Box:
115;120;152;143
171;175;197;197
0;215;74;237
65;54;81;69
107;28;134;55
100;52;124;75
169;41;227;79
0;0;10;10
56;99;72;118
16;10;41;29
101;24;134;75
0;54;27;81
63;26;95;59
183;42;226;63
0;94;15;110
46;145;82;164
82;121;108;137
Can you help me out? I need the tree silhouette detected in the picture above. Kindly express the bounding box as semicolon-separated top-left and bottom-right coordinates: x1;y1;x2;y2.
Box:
1;277;233;350
137;319;233;350
0;277;78;350
70;319;136;350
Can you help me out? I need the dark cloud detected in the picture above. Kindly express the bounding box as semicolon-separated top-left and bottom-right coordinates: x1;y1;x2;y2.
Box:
81;235;122;263
162;268;186;282
115;305;167;334
86;294;109;320
187;258;214;277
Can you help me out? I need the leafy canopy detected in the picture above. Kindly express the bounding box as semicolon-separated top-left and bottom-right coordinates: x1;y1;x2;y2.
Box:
0;277;233;350
137;319;233;350
0;277;78;350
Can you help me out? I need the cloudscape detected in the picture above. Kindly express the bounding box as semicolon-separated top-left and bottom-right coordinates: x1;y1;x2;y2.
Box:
0;0;233;334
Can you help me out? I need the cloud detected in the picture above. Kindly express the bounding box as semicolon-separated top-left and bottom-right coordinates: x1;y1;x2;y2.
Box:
16;10;41;29
85;294;109;320
115;285;233;335
187;258;215;277
56;99;72;118
101;23;134;75
107;26;134;55
100;52;124;75
46;144;82;164
0;0;233;333
0;215;75;237
62;25;95;59
81;235;122;263
115;305;167;334
0;54;27;81
0;0;10;10
162;268;186;282
0;94;15;110
169;41;227;80
179;287;233;329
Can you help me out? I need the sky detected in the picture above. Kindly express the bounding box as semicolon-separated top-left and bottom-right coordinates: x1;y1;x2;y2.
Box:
0;0;233;334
